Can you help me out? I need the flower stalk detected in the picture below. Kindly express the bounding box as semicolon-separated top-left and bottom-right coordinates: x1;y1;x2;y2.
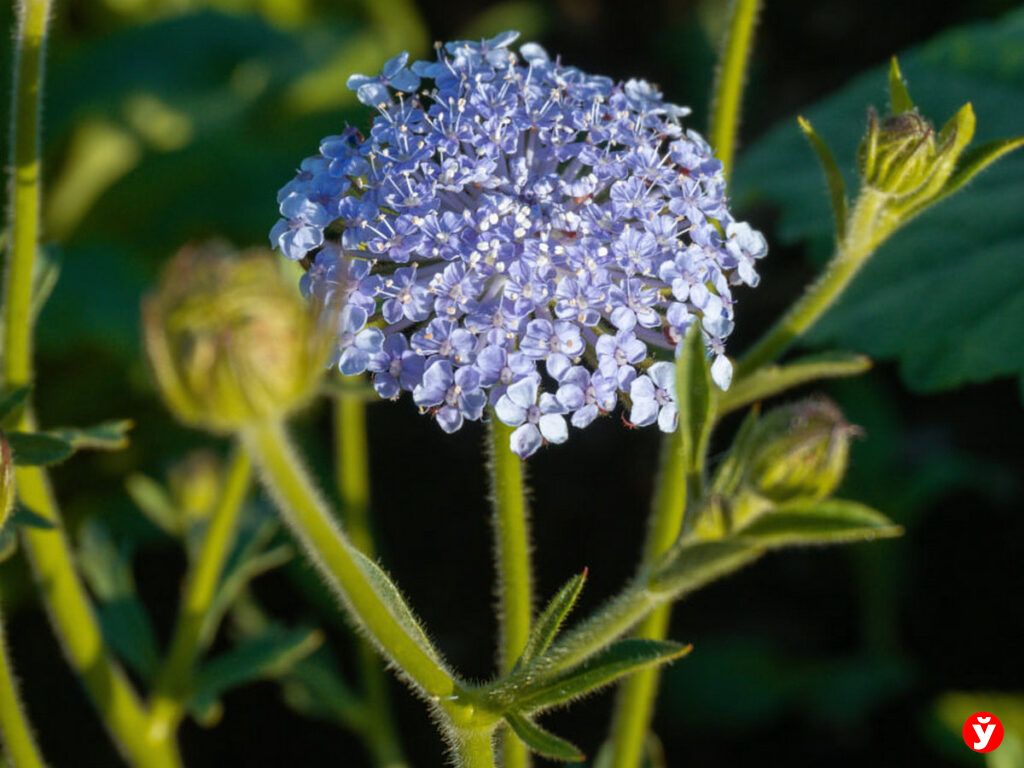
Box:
0;601;46;768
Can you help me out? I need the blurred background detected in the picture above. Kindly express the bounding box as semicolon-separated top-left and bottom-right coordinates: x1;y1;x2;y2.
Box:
1;0;1022;765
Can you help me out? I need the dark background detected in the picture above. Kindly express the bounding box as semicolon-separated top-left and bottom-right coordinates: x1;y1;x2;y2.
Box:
1;0;1021;766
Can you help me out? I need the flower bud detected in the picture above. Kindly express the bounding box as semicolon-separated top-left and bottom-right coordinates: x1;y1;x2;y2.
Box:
168;450;221;524
1;434;14;530
858;108;938;198
741;398;857;505
144;243;332;433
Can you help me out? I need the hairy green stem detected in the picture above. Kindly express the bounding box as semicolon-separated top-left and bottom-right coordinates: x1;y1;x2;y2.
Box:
737;190;890;376
2;3;180;766
607;425;689;767
708;0;762;179
452;727;497;768
244;420;455;699
334;392;407;768
0;602;46;768
147;449;252;739
486;418;533;768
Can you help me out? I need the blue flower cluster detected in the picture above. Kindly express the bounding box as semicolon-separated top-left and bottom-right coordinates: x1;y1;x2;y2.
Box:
271;32;766;457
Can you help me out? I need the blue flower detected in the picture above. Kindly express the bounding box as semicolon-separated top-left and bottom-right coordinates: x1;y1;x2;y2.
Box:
272;32;767;454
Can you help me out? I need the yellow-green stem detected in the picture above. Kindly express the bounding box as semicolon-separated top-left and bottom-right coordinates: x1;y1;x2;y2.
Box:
244;420;455;699
486;419;533;768
708;0;762;180
452;727;498;768
0;603;46;768
3;3;179;766
334;392;407;768
736;190;889;377
147;449;252;740
607;426;688;767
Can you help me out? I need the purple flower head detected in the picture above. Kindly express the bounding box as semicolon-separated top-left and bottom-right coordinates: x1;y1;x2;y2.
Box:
272;32;766;453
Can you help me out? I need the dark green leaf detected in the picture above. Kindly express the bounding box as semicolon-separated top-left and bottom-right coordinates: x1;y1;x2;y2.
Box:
189;627;323;716
735;8;1024;393
6;432;74;466
737;499;902;546
0;386;31;429
8;507;56;530
512;639;691;713
676;323;715;471
505;712;585;762
50;420;133;451
515;570;588;670
796;116;847;240
648;539;763;597
720;352;872;416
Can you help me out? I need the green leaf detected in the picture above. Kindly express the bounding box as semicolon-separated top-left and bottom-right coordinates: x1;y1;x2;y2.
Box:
189;626;323;717
6;432;74;466
720;352;872;416
50;420;133;451
0;386;31;429
0;527;17;563
8;507;56;530
676;323;715;471
916;134;1024;214
125;473;181;537
648;539;764;597
505;712;585;762
888;56;914;113
735;8;1024;393
736;499;903;547
514;570;588;670
279;649;368;732
511;639;691;713
796;116;848;240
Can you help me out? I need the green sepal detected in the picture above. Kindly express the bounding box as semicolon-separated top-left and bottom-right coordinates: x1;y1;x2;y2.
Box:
6;431;74;466
648;539;763;597
676;323;715;472
797;116;848;240
0;386;31;429
514;569;587;671
887;56;914;113
509;639;691;713
50;419;133;451
505;712;586;762
719;352;871;417
188;626;324;721
735;498;902;546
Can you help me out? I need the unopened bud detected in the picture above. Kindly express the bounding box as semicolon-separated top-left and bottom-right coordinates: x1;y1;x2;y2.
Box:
168;450;221;523
144;243;332;433
859;108;938;198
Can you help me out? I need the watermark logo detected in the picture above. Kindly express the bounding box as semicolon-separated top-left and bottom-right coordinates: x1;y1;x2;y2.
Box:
962;712;1004;753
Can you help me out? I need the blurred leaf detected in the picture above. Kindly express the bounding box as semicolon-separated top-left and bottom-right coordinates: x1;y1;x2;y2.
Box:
0;527;18;563
278;648;367;732
50;420;133;451
737;499;902;546
459;1;549;41
514;569;587;671
6;432;74;466
8;507;56;531
125;473;181;537
189;626;323;718
0;386;31;429
735;8;1024;393
511;639;691;713
505;712;585;762
78;519;160;680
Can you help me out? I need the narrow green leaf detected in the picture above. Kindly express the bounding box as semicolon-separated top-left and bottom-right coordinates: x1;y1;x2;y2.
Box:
676;323;714;472
796;116;848;240
8;506;56;530
0;386;31;429
50;419;133;451
506;712;585;762
513;639;691;713
515;570;588;670
190;626;324;716
737;498;902;546
279;649;368;732
719;352;872;416
919;134;1024;214
648;538;763;596
709;408;761;498
888;56;914;113
125;473;181;537
6;431;74;466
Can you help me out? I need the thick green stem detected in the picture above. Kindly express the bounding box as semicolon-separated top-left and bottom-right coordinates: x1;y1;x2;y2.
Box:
0;603;46;768
606;426;689;767
708;0;762;179
737;190;890;377
334;392;407;768
244;420;455;699
452;727;497;768
147;449;252;740
2;3;179;766
486;419;533;768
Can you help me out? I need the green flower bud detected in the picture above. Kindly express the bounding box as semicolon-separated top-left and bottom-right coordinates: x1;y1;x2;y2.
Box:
168;450;221;524
859;108;938;198
144;243;332;433
742;398;857;505
1;434;14;530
